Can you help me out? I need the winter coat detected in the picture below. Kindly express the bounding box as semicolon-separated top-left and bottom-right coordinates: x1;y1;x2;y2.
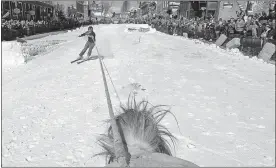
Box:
235;20;245;32
80;31;96;43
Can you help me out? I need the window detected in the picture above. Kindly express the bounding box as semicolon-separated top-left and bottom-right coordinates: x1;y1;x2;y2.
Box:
199;1;207;9
247;1;254;12
207;10;215;18
3;1;10;11
223;2;233;9
207;2;217;10
17;2;22;10
11;2;15;9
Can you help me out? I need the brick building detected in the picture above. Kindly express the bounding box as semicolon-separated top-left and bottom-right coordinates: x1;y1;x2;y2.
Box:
1;1;54;21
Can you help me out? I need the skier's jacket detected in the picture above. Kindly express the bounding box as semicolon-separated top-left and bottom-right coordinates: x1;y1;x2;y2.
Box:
79;31;96;43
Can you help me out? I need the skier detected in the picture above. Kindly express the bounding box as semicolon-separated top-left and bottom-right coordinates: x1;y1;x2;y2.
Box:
77;26;96;61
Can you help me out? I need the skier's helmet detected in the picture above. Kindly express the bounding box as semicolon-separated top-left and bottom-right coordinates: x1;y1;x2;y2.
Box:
88;26;93;30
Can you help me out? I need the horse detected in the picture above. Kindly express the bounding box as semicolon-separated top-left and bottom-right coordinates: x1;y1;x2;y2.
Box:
95;97;199;167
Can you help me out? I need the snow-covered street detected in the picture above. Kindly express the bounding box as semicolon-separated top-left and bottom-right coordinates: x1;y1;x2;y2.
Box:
2;24;275;167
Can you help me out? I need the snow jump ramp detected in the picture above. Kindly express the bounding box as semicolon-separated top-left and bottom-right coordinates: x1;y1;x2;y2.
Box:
124;24;156;34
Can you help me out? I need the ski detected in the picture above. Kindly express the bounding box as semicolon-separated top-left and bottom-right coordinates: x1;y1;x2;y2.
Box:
71;58;82;64
77;56;98;64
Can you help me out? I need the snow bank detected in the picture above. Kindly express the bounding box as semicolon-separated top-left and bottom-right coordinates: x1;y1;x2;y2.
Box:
2;41;25;67
1;25;91;69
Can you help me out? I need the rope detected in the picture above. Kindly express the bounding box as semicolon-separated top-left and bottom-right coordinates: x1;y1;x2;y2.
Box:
94;44;129;166
89;37;122;105
90;35;122;105
102;60;123;106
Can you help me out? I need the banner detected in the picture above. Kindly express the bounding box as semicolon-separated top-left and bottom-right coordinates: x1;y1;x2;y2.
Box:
2;11;10;18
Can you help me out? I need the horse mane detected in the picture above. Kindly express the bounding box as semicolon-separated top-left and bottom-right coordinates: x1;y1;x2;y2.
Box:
95;96;177;164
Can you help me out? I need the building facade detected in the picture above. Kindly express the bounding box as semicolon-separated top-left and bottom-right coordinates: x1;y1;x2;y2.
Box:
155;1;163;14
177;1;271;21
76;1;84;17
74;1;90;20
169;1;180;15
139;1;157;16
89;1;103;17
52;1;76;19
139;2;150;16
121;1;129;13
83;1;89;20
178;1;222;20
217;1;240;20
179;1;190;18
121;0;139;16
1;1;54;21
155;1;181;17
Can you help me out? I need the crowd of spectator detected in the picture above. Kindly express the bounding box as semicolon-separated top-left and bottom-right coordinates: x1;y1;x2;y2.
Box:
122;10;275;59
2;9;275;60
1;18;94;41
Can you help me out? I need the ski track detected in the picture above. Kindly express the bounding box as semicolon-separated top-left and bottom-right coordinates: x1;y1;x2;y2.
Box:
2;24;275;167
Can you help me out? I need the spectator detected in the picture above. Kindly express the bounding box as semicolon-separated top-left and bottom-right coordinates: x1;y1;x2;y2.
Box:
228;18;236;37
266;24;275;40
245;17;258;37
219;20;228;36
235;17;245;35
215;19;223;38
1;18;88;41
261;24;272;39
259;12;268;23
271;19;276;30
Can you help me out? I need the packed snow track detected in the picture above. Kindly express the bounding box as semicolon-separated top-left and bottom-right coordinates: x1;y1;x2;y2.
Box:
2;24;275;167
